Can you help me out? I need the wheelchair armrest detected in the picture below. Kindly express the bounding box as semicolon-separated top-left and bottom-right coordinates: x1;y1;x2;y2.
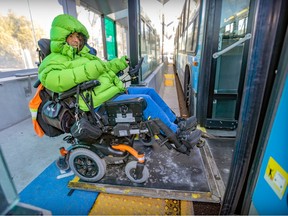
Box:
58;80;101;100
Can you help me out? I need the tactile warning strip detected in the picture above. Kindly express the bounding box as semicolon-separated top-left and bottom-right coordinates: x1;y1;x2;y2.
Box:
89;193;194;215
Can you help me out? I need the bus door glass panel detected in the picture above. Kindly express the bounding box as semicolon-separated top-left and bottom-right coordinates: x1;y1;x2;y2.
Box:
212;99;236;119
212;0;250;119
104;17;117;60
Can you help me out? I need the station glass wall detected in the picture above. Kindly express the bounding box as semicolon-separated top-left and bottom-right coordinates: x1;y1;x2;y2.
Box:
77;5;127;60
76;5;104;59
116;23;128;59
0;0;63;71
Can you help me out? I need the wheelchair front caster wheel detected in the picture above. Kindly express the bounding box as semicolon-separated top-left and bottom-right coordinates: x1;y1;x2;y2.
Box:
125;161;149;183
69;148;106;182
139;134;154;146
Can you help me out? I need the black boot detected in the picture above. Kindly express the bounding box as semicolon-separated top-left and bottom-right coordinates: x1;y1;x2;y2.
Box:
177;129;202;149
177;116;197;131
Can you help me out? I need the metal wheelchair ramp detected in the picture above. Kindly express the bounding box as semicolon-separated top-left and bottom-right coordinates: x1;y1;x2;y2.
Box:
68;135;225;203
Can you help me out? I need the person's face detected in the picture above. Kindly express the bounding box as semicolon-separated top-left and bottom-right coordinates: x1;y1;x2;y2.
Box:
66;32;83;49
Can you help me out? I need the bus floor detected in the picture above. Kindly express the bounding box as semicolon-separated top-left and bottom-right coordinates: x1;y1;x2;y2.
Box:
0;64;236;215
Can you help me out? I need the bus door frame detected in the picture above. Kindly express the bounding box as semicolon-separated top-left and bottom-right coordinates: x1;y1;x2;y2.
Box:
197;0;252;130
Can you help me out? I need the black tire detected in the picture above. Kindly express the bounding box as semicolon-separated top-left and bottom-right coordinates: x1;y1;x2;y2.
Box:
188;88;196;116
69;148;106;182
125;161;149;183
184;66;196;116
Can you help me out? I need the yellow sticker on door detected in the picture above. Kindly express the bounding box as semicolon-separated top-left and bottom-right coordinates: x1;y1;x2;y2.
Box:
264;156;288;200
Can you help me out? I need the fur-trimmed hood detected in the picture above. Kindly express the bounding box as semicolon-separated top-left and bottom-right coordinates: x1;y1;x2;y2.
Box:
50;14;90;55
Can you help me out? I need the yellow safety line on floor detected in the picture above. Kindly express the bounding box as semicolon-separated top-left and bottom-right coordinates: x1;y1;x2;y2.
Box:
164;73;175;86
89;193;194;215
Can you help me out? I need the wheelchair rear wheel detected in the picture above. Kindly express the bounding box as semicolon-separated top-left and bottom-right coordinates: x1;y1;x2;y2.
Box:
125;161;149;183
69;148;106;182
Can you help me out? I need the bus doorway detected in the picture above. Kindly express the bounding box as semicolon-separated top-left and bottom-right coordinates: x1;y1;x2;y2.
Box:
198;0;251;130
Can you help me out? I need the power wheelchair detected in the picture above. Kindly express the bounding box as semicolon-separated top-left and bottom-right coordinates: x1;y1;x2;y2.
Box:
35;39;204;184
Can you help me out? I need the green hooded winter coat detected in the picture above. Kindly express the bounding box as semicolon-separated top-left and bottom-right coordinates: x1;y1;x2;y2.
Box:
38;14;128;111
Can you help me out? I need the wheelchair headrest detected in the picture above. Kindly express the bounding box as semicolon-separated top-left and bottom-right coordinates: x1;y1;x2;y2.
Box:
38;38;51;60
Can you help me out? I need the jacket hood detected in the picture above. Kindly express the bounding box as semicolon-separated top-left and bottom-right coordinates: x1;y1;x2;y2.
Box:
50;14;89;54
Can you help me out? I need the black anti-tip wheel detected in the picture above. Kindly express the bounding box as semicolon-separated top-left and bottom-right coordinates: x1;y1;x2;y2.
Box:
69;148;106;182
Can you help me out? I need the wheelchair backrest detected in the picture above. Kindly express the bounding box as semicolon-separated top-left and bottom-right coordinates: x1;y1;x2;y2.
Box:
38;38;51;63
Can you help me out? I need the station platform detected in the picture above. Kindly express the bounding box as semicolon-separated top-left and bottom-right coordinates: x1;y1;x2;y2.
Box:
0;64;235;215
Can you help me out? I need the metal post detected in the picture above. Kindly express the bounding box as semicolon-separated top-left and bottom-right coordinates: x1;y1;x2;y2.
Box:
128;0;139;84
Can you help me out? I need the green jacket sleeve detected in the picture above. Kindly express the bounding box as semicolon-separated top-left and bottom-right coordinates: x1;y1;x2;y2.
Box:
106;56;128;74
38;54;107;93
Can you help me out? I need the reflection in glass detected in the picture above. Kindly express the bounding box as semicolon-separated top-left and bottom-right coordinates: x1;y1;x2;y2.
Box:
116;23;128;58
77;6;104;59
140;17;161;80
139;0;162;80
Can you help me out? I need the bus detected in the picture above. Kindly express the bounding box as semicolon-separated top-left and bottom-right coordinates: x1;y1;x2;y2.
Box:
174;0;251;130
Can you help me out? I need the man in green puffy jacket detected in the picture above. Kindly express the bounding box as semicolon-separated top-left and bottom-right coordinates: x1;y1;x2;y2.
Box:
39;14;202;150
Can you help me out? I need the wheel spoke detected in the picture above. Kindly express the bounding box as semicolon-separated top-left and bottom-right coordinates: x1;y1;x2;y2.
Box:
69;148;106;182
74;156;99;178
